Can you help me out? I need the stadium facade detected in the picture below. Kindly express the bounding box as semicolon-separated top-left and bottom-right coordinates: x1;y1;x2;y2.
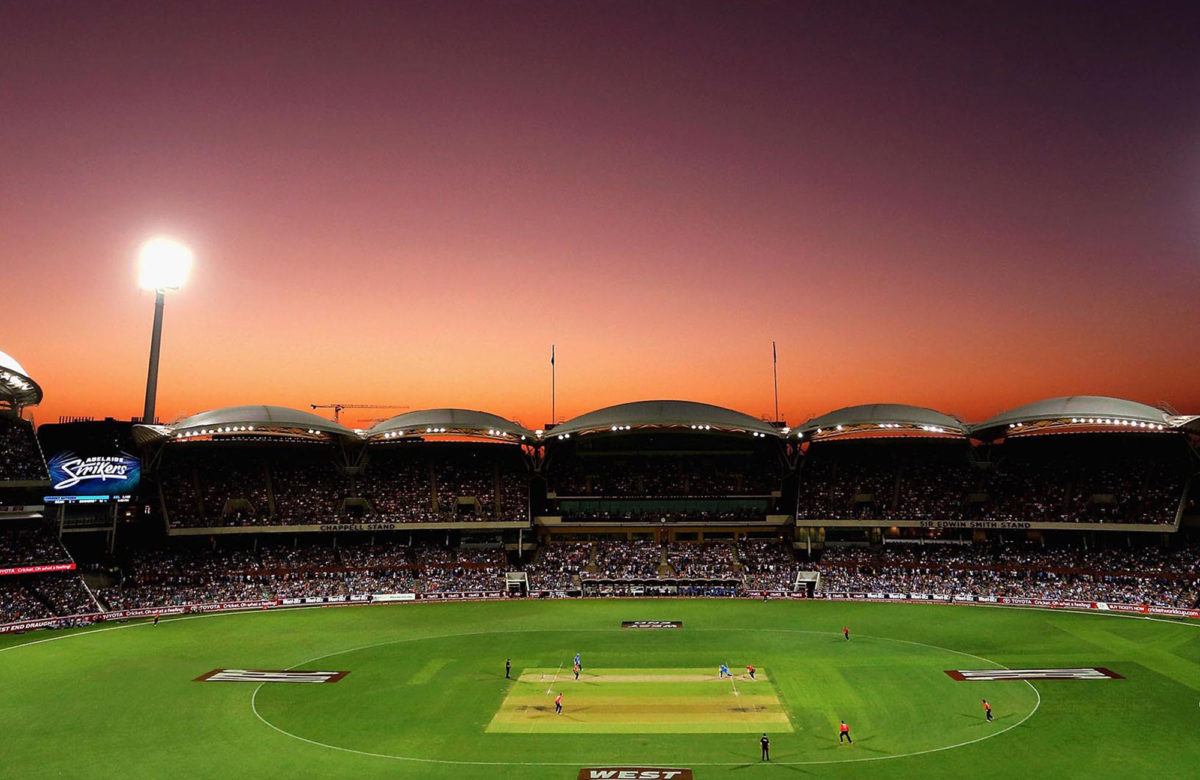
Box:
2;343;1200;634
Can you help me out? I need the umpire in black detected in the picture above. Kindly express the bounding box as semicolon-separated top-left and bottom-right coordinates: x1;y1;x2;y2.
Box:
760;733;770;761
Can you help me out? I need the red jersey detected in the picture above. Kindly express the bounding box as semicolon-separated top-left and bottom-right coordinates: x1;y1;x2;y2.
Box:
839;722;849;733
982;701;991;712
555;694;563;705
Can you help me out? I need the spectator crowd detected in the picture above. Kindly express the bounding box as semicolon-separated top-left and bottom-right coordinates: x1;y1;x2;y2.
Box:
0;417;47;482
552;454;778;497
0;527;73;567
96;540;509;610
5;533;1199;625
817;541;1200;608
796;445;1189;525
160;447;528;528
0;572;96;624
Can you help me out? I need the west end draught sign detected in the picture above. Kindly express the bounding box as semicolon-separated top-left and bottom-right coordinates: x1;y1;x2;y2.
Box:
45;451;141;503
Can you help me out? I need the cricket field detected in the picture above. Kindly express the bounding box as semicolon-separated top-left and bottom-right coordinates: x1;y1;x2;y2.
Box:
1;599;1197;778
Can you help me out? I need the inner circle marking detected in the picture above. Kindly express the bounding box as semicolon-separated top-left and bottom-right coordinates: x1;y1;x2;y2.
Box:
250;626;1041;767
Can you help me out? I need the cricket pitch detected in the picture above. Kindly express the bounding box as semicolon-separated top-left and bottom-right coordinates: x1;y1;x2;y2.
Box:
487;667;794;734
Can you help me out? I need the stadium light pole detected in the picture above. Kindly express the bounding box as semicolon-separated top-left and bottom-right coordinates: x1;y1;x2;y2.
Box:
137;237;193;424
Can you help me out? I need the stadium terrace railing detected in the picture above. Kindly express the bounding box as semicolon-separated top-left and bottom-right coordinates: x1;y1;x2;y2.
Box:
792;518;1179;532
165;519;532;535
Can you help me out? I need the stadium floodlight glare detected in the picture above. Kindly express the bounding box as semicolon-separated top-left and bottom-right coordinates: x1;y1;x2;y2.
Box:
138;236;193;425
138;237;193;291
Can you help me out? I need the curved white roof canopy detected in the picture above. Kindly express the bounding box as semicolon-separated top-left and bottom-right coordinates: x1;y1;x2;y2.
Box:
138;405;357;443
972;396;1175;437
801;403;966;440
367;408;533;442
548;400;781;440
0;349;43;409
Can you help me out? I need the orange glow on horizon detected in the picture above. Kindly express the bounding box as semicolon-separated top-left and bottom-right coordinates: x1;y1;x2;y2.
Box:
3;4;1198;428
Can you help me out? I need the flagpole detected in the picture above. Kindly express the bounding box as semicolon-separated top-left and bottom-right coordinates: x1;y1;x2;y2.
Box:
551;344;556;425
772;340;779;423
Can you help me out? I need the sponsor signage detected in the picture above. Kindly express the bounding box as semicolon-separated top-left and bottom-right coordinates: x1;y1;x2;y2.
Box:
577;770;694;780
0;562;76;577
945;668;1123;681
621;621;683;629
315;522;527;533
0;505;44;513
2;590;1193;637
918;520;1032;530
45;451;140;504
818;593;1200;620
195;669;349;684
373;593;417;602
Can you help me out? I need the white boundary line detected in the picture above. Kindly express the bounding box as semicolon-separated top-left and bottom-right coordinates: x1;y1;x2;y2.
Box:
248;626;1043;767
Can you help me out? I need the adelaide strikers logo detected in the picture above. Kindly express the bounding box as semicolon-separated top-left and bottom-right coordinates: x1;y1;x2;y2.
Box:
48;451;141;497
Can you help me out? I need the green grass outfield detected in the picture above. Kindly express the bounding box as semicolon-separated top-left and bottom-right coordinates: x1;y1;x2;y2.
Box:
2;599;1198;779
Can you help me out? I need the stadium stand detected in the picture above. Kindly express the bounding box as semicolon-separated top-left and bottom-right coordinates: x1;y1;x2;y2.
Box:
4;533;1200;626
0;546;97;625
796;437;1189;525
552;454;776;497
816;541;1200;608
0;526;73;567
0;416;48;482
4;395;1198;632
158;445;529;528
95;539;509;609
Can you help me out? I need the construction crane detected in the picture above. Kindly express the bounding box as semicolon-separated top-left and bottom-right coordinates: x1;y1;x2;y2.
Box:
310;403;409;424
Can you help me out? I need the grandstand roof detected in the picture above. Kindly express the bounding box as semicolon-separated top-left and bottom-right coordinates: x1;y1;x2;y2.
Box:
972;396;1176;437
547;400;781;440
367;408;533;442
800;404;967;440
0;349;42;409
137;405;357;443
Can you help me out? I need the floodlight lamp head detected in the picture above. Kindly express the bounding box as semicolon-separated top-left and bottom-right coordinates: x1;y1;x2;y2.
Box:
138;236;193;292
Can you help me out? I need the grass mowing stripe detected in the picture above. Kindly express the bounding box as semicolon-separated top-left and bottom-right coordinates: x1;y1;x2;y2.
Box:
408;658;451;684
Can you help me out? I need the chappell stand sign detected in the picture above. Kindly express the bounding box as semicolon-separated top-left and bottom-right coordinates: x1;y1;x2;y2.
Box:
45;451;141;503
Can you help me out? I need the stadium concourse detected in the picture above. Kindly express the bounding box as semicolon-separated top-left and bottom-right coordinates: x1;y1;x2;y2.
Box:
2;347;1200;632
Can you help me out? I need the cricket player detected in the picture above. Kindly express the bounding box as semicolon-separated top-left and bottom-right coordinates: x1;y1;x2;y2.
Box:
982;699;993;722
574;652;581;671
505;658;511;679
554;692;563;715
573;661;581;680
839;720;852;743
719;663;731;678
842;625;850;641
746;664;756;680
760;733;770;761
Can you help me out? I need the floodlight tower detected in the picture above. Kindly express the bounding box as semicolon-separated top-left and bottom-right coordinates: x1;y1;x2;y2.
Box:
138;237;193;424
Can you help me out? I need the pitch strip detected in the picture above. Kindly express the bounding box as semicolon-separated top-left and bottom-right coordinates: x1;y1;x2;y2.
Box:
945;667;1123;681
194;669;349;683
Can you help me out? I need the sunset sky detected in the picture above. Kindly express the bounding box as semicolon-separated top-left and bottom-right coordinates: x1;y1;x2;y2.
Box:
2;1;1198;430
